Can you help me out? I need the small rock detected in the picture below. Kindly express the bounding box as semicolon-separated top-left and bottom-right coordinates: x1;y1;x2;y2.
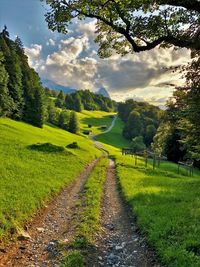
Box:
98;256;103;261
37;227;45;233
17;230;31;241
0;248;6;253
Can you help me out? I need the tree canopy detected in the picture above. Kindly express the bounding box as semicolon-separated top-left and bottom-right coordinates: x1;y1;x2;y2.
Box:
45;0;200;57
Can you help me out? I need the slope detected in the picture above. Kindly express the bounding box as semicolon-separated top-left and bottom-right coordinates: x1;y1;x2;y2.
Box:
0;118;100;242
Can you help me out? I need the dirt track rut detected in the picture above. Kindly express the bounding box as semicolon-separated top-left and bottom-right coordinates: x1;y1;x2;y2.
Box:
86;159;160;267
0;158;99;267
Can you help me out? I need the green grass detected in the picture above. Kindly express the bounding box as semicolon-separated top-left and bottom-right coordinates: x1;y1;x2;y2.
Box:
114;154;200;267
75;157;108;243
61;157;108;266
90;113;200;266
0;118;100;241
95;117;130;148
61;251;84;267
77;110;116;135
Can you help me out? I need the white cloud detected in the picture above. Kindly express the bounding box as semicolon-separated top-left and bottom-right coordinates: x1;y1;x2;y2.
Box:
25;44;43;68
25;20;191;105
46;38;56;46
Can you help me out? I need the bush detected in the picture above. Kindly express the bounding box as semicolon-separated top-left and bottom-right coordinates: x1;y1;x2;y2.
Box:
28;142;65;153
131;136;146;152
66;142;80;149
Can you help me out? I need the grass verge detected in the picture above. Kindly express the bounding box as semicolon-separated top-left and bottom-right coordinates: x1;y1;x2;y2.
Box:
115;154;200;267
61;157;108;266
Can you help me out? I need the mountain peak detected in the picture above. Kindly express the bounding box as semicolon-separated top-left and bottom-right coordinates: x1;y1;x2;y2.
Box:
96;87;110;98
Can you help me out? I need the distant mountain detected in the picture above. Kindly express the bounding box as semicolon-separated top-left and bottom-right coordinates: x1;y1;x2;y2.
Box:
42;79;76;94
96;87;110;98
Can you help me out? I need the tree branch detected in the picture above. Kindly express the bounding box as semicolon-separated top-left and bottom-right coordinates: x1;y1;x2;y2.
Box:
156;0;200;12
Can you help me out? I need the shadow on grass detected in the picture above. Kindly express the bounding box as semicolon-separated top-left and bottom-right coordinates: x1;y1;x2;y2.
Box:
81;115;112;127
28;142;67;153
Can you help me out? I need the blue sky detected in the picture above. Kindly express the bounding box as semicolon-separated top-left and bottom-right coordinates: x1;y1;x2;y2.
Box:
0;0;190;105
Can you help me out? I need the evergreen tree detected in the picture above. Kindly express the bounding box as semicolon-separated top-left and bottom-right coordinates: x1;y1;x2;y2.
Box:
0;53;14;116
55;90;65;108
32;87;45;128
68;111;79;134
74;95;83;112
0;31;23;119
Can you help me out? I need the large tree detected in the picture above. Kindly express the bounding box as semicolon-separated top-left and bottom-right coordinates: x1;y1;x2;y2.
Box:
45;0;199;57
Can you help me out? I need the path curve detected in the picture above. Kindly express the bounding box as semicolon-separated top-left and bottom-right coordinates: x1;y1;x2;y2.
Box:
90;115;117;150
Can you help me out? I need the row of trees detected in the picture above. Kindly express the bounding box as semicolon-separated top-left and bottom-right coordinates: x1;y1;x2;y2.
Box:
45;88;116;112
47;104;79;133
0;26;45;127
153;53;200;165
118;100;162;148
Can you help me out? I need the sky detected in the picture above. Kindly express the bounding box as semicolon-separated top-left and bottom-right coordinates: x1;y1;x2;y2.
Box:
0;0;191;106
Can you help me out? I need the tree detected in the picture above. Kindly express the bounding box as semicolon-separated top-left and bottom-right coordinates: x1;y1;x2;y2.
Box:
123;110;142;139
56;90;65;108
32;87;45;128
0;33;23;119
0;53;14;116
131;136;146;152
68;111;79;134
144;124;157;146
58;110;70;130
44;0;199;57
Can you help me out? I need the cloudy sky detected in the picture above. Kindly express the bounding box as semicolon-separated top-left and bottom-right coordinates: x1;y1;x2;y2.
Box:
0;0;191;106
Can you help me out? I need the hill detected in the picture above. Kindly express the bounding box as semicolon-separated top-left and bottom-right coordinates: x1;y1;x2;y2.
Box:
0;118;100;241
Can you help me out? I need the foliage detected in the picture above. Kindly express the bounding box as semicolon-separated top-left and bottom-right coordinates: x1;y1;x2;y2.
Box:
0;52;13;116
44;0;199;57
131;136;146;152
0;27;46;127
118;99;162;146
62;89;116;112
66;142;80;149
69;111;79;134
155;54;200;165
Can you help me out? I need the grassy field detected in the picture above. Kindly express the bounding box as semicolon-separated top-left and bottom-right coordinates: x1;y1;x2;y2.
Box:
77;110;116;136
0;118;100;242
115;155;200;267
93;115;200;266
95;117;130;148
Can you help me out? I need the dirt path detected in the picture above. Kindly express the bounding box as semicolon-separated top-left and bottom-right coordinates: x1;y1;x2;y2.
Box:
87;158;160;267
0;158;100;267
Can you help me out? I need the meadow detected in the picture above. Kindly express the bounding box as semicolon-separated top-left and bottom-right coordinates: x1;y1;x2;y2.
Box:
95;115;200;267
0;117;100;241
77;110;116;135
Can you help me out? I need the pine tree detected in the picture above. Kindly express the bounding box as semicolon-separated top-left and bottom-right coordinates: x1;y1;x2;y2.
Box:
0;31;23;119
55;90;65;108
0;53;14;116
32;87;45;128
68;111;79;134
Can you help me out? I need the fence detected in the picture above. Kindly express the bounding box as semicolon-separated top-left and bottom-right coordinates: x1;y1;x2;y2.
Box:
122;147;194;176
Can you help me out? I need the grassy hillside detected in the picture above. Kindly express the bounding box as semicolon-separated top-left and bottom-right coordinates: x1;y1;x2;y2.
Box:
0;118;100;241
95;117;130;148
94;115;200;266
77;110;116;135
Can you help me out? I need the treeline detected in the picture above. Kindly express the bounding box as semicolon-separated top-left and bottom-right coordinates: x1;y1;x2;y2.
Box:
0;26;45;127
118;99;162;149
45;88;116;112
0;26;115;134
153;54;200;166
